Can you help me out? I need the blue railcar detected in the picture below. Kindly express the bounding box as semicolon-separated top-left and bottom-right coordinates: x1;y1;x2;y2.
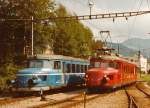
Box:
10;55;89;92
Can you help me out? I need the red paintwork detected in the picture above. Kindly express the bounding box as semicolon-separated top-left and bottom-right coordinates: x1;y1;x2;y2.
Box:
86;56;137;89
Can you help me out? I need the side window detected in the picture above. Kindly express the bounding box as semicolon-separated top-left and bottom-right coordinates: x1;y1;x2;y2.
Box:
54;61;61;69
84;65;87;72
72;64;75;73
81;65;84;73
67;64;71;73
116;63;119;69
76;64;80;73
134;67;136;75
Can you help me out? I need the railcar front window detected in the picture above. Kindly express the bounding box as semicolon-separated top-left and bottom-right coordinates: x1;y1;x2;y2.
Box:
100;62;109;68
29;60;52;68
94;62;109;68
29;60;43;68
109;62;119;69
91;61;119;69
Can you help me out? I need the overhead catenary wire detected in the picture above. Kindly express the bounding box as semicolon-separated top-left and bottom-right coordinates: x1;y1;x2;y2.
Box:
128;0;144;40
0;10;150;22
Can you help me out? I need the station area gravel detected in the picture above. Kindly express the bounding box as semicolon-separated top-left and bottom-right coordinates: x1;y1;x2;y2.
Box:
45;89;128;108
1;83;150;108
0;90;83;108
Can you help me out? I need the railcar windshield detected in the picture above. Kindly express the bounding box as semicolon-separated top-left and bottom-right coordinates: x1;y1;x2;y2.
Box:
29;59;53;68
90;61;119;69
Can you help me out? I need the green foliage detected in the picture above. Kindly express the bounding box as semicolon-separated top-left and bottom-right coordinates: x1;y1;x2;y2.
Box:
0;0;55;90
0;64;22;90
0;0;55;65
53;5;94;57
138;73;150;85
0;1;103;90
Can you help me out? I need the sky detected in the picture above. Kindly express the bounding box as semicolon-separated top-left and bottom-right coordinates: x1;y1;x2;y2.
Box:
55;0;150;43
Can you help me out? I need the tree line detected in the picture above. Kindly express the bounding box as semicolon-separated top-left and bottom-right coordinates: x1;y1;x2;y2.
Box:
0;0;102;87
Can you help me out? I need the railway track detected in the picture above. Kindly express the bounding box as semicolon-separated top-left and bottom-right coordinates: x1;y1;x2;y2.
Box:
0;86;85;106
125;84;150;108
29;93;84;108
136;83;150;98
124;87;139;108
29;91;111;108
0;95;37;105
0;88;89;108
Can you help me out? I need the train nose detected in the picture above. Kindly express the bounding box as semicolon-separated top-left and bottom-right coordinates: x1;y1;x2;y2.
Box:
86;71;103;86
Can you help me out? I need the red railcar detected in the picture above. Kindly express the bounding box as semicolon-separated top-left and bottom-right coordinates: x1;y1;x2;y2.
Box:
86;48;137;90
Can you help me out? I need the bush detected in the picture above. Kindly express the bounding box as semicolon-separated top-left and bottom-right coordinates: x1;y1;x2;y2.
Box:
0;64;23;91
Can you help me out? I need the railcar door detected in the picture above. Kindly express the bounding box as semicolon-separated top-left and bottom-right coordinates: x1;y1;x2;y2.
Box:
62;62;66;84
53;61;63;86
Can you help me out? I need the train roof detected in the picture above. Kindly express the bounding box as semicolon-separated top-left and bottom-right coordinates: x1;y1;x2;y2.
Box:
91;54;137;65
28;54;89;62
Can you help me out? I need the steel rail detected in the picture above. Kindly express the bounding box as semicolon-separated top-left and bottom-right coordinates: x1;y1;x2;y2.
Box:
29;93;83;108
124;88;140;108
29;91;111;108
136;83;150;98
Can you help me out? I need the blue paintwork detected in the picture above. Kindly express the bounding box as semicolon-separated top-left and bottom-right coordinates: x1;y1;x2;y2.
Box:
12;55;89;91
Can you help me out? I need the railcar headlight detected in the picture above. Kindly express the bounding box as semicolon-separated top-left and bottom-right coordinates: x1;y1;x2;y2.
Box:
6;79;17;85
85;74;88;78
104;75;110;81
11;80;15;84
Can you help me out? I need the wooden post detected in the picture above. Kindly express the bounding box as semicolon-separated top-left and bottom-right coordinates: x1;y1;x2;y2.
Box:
83;91;86;108
40;88;46;101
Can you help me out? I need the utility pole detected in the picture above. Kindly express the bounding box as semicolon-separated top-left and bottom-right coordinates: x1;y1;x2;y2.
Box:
88;0;94;19
138;50;141;77
117;42;120;54
31;16;34;56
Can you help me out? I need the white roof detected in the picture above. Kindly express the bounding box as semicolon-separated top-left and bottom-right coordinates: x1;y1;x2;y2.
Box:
28;54;88;62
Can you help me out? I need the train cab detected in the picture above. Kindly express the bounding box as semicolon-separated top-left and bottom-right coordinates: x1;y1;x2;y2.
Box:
86;56;120;89
86;48;137;91
9;55;89;92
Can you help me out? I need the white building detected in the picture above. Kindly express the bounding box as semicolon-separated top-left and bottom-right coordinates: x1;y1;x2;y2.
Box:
140;55;148;74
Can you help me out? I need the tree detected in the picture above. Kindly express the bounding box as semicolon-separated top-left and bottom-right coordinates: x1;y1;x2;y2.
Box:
0;0;55;65
53;5;94;57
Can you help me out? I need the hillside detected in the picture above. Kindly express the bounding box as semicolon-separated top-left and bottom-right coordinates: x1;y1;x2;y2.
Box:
122;38;150;57
111;43;137;57
122;38;150;50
